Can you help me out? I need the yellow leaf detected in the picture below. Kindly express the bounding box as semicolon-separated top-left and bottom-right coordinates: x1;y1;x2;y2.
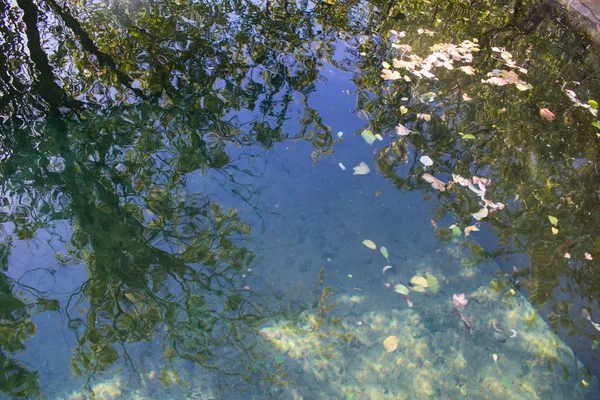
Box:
464;225;480;236
394;284;409;295
410;275;429;287
383;336;399;352
551;227;558;235
362;239;376;250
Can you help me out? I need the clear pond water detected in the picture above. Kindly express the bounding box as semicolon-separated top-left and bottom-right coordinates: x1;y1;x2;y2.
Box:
2;0;600;398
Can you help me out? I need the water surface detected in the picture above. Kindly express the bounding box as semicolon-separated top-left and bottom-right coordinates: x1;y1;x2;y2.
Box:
2;0;600;398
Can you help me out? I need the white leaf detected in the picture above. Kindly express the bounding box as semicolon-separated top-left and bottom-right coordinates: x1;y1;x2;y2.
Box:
471;207;489;220
353;162;370;175
361;129;376;145
395;124;411;136
338;163;346;170
420;155;433;167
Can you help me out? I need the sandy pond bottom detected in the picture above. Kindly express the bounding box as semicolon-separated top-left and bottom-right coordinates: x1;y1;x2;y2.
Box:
59;246;599;400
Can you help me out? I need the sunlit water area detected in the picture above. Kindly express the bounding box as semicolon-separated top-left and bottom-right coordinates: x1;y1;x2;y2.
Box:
2;0;600;398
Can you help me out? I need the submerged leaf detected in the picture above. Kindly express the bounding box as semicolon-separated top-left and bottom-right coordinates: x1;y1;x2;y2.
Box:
548;215;558;226
462;134;476;140
353;162;370;175
361;129;376;145
426;271;438;294
380;246;389;261
472;207;489;220
411;285;427;292
400;105;408;114
362;239;376;250
383;335;399;352
383;265;393;273
410;275;429;287
338;163;346;170
551;227;558;235
394;284;409;295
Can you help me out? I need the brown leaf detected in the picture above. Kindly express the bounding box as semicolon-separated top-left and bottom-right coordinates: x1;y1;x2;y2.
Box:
422;173;446;192
381;69;402;80
539;108;555;121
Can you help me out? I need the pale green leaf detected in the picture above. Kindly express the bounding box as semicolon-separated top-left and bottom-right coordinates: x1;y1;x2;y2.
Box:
426;271;438;294
462;134;476;140
361;129;376;145
449;224;461;238
548;215;558;226
380;246;389;261
394;284;409;295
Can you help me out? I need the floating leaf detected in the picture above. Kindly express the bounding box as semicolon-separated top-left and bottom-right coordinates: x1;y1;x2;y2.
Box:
492;354;498;363
374;134;383;141
472;207;489;220
380;246;389;261
381;69;402;80
395;124;411;136
383;335;399;352
464;225;479;236
551;227;558;235
585;253;593;260
417;113;431;121
353;162;370;175
449;224;461;238
419;92;437;103
459;65;476;75
337;131;344;138
564;252;571;259
420;155;433;167
548;215;558;226
383;265;393;273
462;134;476;140
400;105;408;114
394;284;409;295
362;239;376;250
539;108;555;121
426;271;438;294
588;100;598;109
422;174;446;192
338;163;346;170
410;275;429;287
381;61;391;69
361;129;376;145
411;285;427;292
